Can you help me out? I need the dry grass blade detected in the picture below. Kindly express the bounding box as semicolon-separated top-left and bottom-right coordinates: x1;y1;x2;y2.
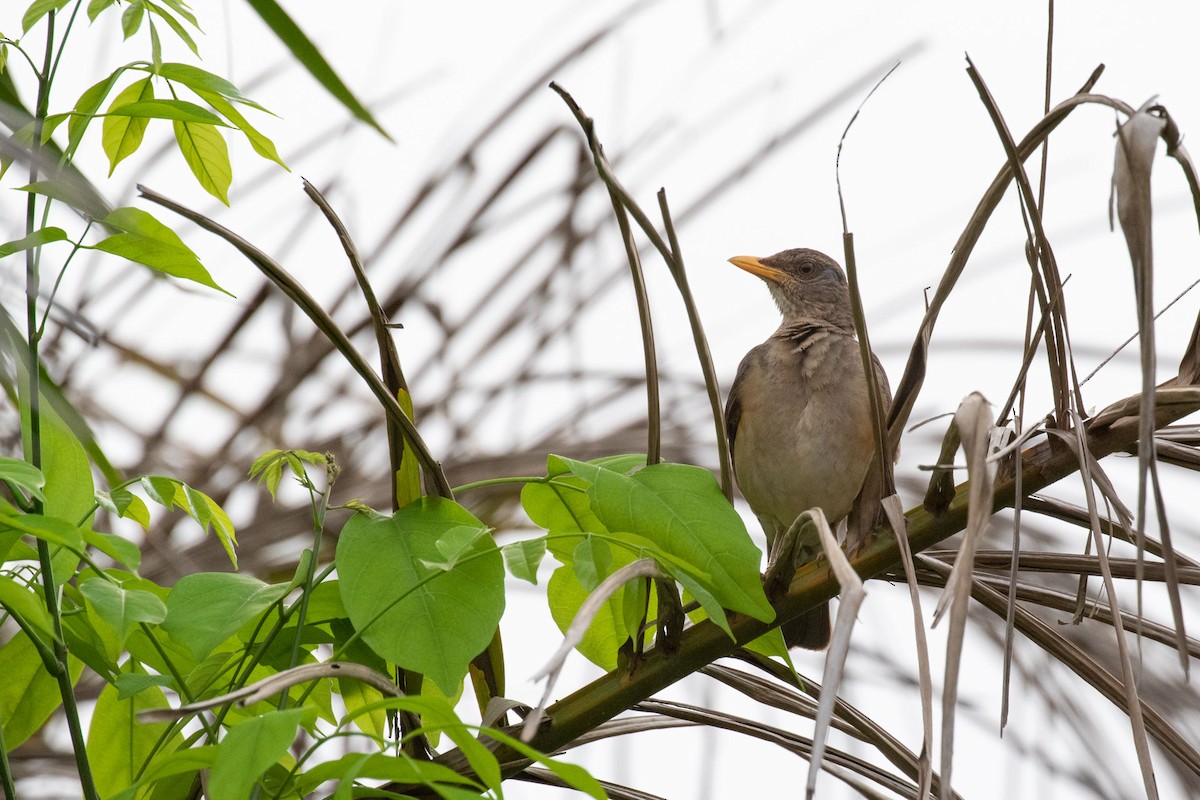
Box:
1113;102;1191;675
515;767;669;800
887;67;1105;433
1059;408;1159;799
965;55;1075;425
933;392;996;800
706;660;951;799
802;507;867;799
915;556;1200;784
884;496;934;799
138;662;401;723
634;699;923;798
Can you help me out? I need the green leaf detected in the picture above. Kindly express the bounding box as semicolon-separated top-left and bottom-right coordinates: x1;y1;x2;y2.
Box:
556;458;775;629
87;0;121;22
242;0;389;139
172;120;231;203
108;745;216;800
158;0;198;28
120;0;144;37
82;528;142;570
0;457;46;504
336;498;504;694
114;672;175;700
337;678;385;743
0;227;68;260
199;87;290;169
15;180;100;216
106;99;225;126
157;63;267;110
40;113;70;143
422;524;487;571
37;404;96;524
98;487;152;529
294;752;482;796
87;680;182;799
22;0;71;32
248;449;326;499
501;537;546;584
546;564;630;671
0;575;59;645
67;70;126;158
144;1;199;55
103;77;155;175
0;512;85;553
209;708;304;800
0;630;82;748
162;573;288;660
572;535;612;591
80;577;167;648
93;207;229;295
480;727;607;800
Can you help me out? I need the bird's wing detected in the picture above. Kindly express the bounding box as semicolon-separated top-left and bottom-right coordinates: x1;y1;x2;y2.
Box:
847;351;897;553
724;352;754;472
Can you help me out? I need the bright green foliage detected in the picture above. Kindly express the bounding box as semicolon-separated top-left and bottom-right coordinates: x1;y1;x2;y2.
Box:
86;681;183;800
162;572;288;660
293;752;485;796
241;0;390;138
336;498;504;694
0;456;46;504
79;577;167;651
0;3;612;797
137;474;237;565
0;575;59;645
22;0;71;32
96;487;152;530
109;746;217;800
0;227;67;259
249;448;328;499
553;456;774;633
209;708;305;800
102;77;154;174
501;537;546;584
173;119;232;203
92;207;230;295
0;631;83;748
523;455;656;669
523;454;774;668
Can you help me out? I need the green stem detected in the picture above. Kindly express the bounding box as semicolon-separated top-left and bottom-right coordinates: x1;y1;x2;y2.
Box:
0;718;15;800
24;12;99;800
282;468;334;706
655;189;732;500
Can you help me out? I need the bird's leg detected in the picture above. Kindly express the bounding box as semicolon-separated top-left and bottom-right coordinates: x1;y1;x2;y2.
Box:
762;512;824;597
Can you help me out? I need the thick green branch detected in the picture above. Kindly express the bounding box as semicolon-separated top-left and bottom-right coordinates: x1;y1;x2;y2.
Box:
395;385;1200;794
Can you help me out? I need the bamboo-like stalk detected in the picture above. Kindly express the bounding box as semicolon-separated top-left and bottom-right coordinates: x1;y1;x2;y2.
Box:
551;83;662;466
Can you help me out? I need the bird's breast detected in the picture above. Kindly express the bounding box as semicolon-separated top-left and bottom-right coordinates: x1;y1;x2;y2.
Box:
732;336;876;536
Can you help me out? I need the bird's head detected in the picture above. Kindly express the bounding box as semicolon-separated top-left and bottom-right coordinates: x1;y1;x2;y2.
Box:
728;248;854;327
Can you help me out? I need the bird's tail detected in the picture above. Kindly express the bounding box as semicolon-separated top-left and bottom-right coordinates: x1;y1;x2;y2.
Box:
782;601;831;650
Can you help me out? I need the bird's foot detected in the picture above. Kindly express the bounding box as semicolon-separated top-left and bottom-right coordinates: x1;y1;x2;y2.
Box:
763;520;823;596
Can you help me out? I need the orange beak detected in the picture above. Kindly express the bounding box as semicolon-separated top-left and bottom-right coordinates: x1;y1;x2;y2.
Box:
728;255;788;284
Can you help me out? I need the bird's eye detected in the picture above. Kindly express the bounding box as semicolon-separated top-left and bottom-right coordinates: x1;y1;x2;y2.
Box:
799;261;815;275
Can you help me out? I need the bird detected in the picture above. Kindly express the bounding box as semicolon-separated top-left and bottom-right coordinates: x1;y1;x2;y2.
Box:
724;248;893;649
